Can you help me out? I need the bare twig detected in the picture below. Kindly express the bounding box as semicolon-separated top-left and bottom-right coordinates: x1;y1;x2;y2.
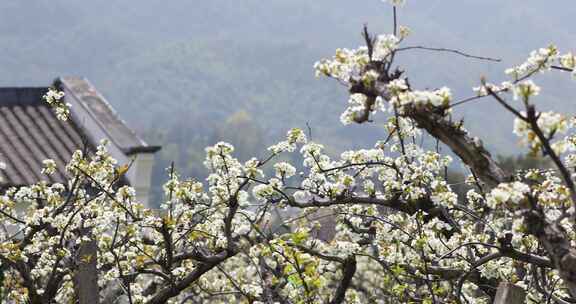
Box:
396;46;501;62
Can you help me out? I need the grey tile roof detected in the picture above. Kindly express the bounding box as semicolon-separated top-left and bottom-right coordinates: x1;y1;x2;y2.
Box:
0;87;89;186
0;78;160;188
58;77;161;155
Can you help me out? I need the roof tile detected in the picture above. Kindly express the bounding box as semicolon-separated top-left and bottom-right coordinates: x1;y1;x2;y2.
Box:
0;87;89;187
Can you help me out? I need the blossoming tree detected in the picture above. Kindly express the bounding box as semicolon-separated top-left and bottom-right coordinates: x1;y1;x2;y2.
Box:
2;1;576;303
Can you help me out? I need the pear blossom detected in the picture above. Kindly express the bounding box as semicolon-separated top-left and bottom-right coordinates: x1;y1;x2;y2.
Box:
512;80;541;101
383;0;406;7
11;4;576;304
43;88;70;121
41;159;57;175
505;45;558;80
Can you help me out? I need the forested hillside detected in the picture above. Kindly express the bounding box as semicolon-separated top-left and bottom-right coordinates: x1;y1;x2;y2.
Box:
0;0;574;202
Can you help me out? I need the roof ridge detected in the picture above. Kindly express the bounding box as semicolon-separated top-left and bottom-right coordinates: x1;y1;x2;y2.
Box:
0;87;49;106
58;77;160;155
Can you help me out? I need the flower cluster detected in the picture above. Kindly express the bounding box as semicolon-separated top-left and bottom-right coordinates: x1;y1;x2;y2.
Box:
505;45;558;80
42;88;70;121
387;78;452;110
512;80;541;102
314;47;370;82
313;34;401;84
373;34;400;61
382;0;406;7
335;76;452;126
487;181;531;208
267;128;307;154
513;111;572;154
339;93;385;125
473;81;513;97
504;45;576;81
559;52;576;78
41;159;57;175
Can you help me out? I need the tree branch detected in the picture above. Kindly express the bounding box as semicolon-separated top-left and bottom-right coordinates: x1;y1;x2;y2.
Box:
329;256;357;304
405;105;508;188
396;46;501;62
145;250;236;304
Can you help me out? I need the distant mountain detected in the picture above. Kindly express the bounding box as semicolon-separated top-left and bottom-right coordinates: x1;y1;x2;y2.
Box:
0;0;574;202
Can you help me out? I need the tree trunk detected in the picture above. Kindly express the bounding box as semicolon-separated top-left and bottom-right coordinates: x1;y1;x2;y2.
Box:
493;282;526;304
73;236;99;304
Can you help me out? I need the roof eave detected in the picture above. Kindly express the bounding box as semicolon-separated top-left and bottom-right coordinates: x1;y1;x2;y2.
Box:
123;145;162;155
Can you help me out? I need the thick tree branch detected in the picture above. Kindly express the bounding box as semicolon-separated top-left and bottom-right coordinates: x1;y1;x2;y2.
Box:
329;256;357;304
405;106;508;188
288;195;459;230
145;250;236;304
525;209;576;298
